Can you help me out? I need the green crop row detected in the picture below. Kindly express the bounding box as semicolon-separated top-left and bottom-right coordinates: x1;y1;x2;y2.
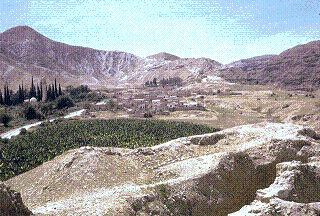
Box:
0;119;219;180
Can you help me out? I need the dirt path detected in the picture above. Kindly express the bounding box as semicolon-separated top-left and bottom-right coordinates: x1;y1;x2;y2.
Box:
0;109;86;139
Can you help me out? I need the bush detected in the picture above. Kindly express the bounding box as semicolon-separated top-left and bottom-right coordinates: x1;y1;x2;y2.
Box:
19;128;27;135
143;113;153;118
0;112;12;127
39;101;54;116
56;96;75;109
67;85;91;96
23;105;43;120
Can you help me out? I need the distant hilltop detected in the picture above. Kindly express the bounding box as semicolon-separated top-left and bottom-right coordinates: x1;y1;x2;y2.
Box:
1;26;320;90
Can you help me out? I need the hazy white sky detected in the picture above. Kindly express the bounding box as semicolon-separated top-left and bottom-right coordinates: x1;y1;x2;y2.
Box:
1;0;320;64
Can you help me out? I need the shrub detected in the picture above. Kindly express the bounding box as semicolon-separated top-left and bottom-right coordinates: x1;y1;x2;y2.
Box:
19;128;27;135
67;85;91;96
56;96;75;109
23;105;43;120
143;113;153;118
0;112;12;127
39;101;54;116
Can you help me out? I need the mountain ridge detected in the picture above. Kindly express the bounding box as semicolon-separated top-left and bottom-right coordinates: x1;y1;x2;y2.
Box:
0;26;223;90
2;26;320;90
219;41;320;90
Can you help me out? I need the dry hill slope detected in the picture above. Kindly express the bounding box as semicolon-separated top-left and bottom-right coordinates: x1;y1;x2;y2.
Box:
0;26;223;89
0;26;142;89
219;41;320;90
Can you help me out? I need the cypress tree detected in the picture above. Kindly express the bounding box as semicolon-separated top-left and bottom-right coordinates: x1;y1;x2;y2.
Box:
4;86;7;105
36;84;40;101
47;85;52;101
7;86;11;105
54;79;58;98
4;85;11;106
46;85;50;101
30;77;36;98
39;82;43;101
21;82;26;100
52;84;55;100
18;85;23;103
0;91;3;105
58;83;62;96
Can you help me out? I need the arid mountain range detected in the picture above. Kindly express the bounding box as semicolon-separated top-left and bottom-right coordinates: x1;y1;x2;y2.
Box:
220;41;320;91
1;26;320;90
0;26;222;90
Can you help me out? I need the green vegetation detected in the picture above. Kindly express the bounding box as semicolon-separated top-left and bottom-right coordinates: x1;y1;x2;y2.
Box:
0;119;219;180
66;85;105;102
0;111;12;127
56;95;75;109
22;104;44;120
145;77;183;87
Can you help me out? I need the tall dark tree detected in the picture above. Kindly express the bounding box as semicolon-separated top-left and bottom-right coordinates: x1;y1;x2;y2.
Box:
36;84;41;101
39;82;43;101
54;79;58;98
0;91;3;105
21;82;27;99
30;77;36;98
3;86;7;105
45;85;48;101
153;77;157;86
18;84;24;103
58;84;62;96
46;85;51;101
4;85;11;106
51;84;55;100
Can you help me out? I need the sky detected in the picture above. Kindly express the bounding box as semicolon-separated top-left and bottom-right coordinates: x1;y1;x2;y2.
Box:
1;0;320;64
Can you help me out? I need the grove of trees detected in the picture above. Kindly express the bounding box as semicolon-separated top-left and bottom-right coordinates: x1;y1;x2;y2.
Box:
0;78;63;106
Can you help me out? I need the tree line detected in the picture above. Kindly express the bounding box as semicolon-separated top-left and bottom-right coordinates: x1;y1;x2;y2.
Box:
145;77;183;87
0;78;63;106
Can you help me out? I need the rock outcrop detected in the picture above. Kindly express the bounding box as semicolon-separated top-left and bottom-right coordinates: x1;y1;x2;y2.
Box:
0;181;32;216
5;122;320;215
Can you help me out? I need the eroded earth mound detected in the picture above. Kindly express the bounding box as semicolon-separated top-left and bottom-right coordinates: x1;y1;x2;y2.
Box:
5;122;320;215
0;181;32;216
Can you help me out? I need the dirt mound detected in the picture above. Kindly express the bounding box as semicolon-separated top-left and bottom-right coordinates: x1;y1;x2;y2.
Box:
0;181;32;216
231;161;320;216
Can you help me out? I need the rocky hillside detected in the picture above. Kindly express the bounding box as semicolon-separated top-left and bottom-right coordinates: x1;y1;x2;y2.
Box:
226;54;277;68
219;41;320;90
131;56;222;84
0;26;142;89
0;26;222;90
5;122;320;215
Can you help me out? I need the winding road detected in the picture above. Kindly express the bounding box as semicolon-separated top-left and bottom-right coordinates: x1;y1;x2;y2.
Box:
0;109;86;139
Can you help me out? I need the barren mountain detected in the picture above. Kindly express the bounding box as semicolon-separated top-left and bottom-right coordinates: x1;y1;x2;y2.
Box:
0;26;142;89
147;52;180;61
0;26;222;90
219;41;320;90
130;56;223;84
5;122;320;215
226;54;277;68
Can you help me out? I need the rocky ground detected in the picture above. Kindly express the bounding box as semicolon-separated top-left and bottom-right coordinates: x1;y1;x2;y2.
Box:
4;121;320;215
